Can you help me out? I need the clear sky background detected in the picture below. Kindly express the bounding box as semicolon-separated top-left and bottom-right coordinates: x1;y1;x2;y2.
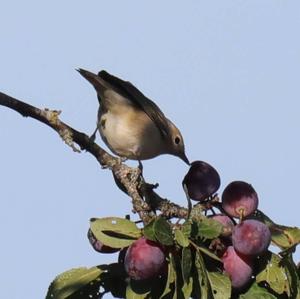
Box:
0;1;299;298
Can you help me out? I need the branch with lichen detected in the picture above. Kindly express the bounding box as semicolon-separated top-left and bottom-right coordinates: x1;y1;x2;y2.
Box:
0;91;190;223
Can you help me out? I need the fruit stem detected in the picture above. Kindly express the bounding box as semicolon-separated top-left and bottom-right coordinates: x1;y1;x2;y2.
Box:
183;184;192;220
238;208;245;223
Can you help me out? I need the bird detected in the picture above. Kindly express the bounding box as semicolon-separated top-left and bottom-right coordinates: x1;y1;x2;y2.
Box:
77;68;189;165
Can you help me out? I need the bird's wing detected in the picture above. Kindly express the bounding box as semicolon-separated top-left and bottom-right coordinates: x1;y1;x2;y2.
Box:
98;70;170;138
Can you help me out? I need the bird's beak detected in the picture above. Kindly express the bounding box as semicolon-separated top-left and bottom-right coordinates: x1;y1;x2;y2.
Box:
179;152;190;165
76;68;101;91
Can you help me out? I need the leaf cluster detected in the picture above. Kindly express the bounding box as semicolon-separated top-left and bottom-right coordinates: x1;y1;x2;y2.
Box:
46;214;300;298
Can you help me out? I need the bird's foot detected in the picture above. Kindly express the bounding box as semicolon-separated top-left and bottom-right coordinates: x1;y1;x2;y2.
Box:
117;156;127;164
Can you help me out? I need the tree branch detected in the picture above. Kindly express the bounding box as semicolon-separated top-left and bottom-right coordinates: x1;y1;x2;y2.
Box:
0;91;188;223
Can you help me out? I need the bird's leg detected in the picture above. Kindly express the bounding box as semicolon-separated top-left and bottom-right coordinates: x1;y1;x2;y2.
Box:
138;160;143;174
89;126;98;142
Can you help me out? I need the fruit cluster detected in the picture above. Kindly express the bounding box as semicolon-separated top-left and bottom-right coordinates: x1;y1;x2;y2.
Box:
184;161;271;289
77;160;299;298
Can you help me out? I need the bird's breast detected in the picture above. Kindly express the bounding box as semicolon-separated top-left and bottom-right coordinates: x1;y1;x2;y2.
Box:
98;107;167;160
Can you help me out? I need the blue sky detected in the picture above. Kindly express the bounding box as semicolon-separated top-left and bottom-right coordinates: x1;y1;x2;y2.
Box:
0;1;299;298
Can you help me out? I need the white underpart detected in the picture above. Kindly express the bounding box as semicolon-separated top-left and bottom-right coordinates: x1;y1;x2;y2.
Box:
99;92;167;160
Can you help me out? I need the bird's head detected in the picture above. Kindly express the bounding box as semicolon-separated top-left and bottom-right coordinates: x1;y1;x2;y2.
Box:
167;122;190;165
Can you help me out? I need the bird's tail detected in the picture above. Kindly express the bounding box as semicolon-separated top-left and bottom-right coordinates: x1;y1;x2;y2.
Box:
76;68;107;94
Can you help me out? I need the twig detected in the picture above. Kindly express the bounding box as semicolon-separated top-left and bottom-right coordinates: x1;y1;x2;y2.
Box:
0;91;188;223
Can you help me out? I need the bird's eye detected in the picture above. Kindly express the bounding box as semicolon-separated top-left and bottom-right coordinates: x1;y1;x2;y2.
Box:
175;136;181;144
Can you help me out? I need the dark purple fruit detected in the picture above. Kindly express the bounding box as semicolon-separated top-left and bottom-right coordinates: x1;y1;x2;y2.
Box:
222;181;258;218
124;237;166;280
87;229;120;253
211;214;234;237
222;246;253;289
182;160;221;201
232;219;271;256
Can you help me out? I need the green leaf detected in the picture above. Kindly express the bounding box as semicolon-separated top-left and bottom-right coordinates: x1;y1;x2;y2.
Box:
175;228;190;247
250;210;300;250
271;225;300;249
182;277;193;299
194;250;213;299
45;267;103;299
281;253;300;299
239;282;277;299
196;245;221;262
181;247;193;299
143;219;156;241
154;217;174;246
207;272;231;299
256;253;289;295
90;217;141;248
182;247;192;283
168;253;191;299
160;254;176;298
197;218;223;240
126;276;167;299
182;221;192;237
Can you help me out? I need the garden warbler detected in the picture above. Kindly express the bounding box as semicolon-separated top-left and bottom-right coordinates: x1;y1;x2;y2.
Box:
77;68;189;164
